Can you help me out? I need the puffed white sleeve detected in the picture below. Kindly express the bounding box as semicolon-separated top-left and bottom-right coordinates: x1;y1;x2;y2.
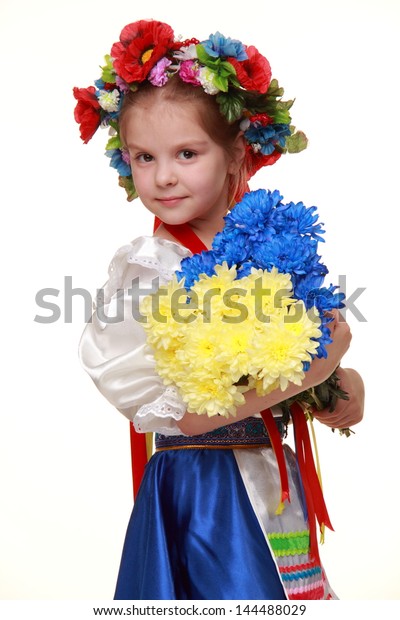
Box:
79;236;191;435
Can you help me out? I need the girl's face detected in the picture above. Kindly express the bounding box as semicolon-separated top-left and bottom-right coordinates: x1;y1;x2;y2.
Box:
124;100;237;230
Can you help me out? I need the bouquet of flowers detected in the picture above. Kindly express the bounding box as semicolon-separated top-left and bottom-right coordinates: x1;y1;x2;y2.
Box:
141;189;348;423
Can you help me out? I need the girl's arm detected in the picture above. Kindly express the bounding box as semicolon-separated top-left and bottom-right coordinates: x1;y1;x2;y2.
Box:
178;310;359;436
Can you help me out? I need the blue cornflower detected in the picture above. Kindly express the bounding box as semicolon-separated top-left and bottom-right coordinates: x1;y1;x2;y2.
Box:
237;261;259;277
314;323;334;359
290;258;329;296
201;32;248;60
224;189;282;236
270;202;326;242
295;284;344;359
244;124;291;155
293;273;326;305
212;231;251;268
176;250;219;289
252;232;318;275
302;284;345;314
105;148;131;176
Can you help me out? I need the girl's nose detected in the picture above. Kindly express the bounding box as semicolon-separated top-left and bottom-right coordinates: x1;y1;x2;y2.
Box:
155;161;178;187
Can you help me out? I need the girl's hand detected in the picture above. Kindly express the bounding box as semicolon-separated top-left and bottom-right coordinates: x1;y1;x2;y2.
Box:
312;367;365;429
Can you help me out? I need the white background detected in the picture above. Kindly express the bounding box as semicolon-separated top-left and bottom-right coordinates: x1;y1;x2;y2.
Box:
1;0;399;601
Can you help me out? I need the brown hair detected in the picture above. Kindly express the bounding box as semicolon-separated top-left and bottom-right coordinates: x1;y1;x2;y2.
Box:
119;77;250;205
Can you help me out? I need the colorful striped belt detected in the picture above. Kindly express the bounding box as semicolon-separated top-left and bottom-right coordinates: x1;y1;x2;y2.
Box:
155;416;287;451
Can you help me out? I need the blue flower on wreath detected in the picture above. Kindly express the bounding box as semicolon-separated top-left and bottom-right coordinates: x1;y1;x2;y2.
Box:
245;123;291;155
94;78;106;89
201;32;248;60
105;148;131;177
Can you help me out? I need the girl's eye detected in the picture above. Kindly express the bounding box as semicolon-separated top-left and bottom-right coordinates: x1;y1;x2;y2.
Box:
179;150;195;160
136;153;153;163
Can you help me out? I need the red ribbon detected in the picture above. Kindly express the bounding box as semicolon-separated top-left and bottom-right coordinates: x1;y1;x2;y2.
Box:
130;221;207;499
260;408;290;511
290;402;334;562
261;403;333;562
130;423;148;499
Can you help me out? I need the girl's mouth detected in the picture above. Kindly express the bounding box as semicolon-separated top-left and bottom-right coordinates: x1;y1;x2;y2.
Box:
156;197;186;207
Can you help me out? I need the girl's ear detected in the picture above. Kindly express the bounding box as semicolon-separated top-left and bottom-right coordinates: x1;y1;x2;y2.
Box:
228;132;246;175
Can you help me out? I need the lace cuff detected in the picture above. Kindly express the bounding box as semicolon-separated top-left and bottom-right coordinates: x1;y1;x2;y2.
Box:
133;386;187;436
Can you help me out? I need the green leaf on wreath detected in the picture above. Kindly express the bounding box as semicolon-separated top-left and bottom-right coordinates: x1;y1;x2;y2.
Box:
266;78;285;99
195;44;214;65
213;73;229;92
217;92;246;123
100;55;116;84
105;135;122;150
273;109;292;124
108;119;119;132
119;175;138;202
285;130;308;153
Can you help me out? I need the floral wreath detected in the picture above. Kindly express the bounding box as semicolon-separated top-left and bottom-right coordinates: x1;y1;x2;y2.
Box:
73;19;308;201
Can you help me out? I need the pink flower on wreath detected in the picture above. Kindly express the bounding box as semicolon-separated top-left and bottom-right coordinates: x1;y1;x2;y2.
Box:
179;60;201;85
115;75;130;94
121;149;131;165
148;57;172;86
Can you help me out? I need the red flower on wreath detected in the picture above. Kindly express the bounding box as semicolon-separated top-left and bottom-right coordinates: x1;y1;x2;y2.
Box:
111;20;175;84
73;86;101;144
229;45;272;94
245;144;281;178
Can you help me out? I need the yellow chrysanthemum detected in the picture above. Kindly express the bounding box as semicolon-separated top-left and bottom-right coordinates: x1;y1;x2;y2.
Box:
140;275;191;350
214;321;255;382
250;301;322;393
243;267;295;324
178;372;246;417
142;265;324;418
192;262;240;321
283;302;321;340
154;343;186;385
176;321;223;373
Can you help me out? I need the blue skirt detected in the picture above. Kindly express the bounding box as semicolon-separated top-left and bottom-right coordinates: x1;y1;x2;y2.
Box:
114;447;287;600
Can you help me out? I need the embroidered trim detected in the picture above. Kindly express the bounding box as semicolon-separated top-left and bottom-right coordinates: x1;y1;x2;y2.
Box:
134;386;187;436
266;532;332;600
155;417;286;449
127;254;175;281
267;531;310;556
156;443;273;451
288;582;325;600
280;566;321;582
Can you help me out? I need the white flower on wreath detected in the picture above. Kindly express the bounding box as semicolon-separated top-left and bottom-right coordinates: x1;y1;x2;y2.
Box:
198;67;220;95
98;89;120;113
173;43;198;61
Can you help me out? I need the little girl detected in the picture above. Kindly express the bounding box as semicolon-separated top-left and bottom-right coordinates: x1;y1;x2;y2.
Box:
74;19;364;600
